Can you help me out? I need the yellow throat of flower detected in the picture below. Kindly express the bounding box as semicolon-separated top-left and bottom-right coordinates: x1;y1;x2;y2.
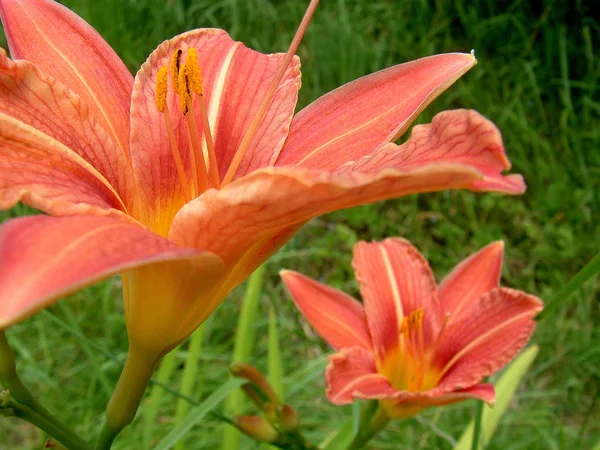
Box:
382;308;440;392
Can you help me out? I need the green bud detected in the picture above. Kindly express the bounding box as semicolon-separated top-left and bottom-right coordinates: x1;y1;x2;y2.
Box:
230;363;280;405
234;415;278;443
0;390;10;408
263;402;278;423
279;404;300;431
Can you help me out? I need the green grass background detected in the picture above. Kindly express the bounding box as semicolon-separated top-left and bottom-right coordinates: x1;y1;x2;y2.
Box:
1;0;599;448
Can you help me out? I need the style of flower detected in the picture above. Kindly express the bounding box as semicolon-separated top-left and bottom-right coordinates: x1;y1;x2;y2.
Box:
0;0;524;361
282;239;543;418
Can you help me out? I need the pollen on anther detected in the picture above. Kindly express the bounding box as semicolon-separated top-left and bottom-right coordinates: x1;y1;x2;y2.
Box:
185;47;204;95
155;67;168;112
170;49;182;93
177;63;190;114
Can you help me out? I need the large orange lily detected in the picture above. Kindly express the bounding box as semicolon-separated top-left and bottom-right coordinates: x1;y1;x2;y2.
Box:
0;0;524;376
282;239;543;418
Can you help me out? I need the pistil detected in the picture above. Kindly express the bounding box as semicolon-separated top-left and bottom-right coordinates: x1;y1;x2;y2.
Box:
222;0;321;185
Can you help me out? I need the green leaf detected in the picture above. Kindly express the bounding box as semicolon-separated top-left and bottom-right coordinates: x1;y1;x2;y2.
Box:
222;265;266;450
536;251;600;322
321;417;356;450
143;350;178;448
268;306;284;402
174;324;206;450
454;345;540;450
153;378;245;450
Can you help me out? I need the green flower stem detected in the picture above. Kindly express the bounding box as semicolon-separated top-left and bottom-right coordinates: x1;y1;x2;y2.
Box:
471;399;485;450
9;397;92;449
0;331;36;406
1;331;92;450
347;405;390;450
97;345;158;449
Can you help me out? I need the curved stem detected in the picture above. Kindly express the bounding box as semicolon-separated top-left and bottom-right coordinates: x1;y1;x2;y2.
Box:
1;331;92;449
347;406;390;450
0;331;36;406
97;345;158;449
9;398;92;450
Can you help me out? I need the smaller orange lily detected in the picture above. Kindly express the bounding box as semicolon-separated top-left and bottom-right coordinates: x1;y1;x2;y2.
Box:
282;239;543;418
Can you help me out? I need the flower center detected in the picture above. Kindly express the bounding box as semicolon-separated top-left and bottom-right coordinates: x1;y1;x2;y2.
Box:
382;308;439;392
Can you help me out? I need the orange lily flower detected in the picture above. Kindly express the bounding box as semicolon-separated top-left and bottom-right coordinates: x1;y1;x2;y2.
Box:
0;0;525;359
282;239;543;418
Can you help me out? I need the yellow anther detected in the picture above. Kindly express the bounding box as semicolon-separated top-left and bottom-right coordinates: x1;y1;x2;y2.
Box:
155;67;168;113
176;63;190;114
185;47;204;95
170;49;182;93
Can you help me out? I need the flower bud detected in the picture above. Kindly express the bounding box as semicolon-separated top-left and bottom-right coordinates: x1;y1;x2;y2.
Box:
230;363;280;405
263;402;278;423
279;404;300;431
234;415;278;443
0;390;10;408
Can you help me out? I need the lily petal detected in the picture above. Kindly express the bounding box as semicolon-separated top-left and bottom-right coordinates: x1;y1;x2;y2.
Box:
0;111;128;217
325;347;397;404
0;0;133;154
352;238;440;363
123;253;225;356
281;270;371;350
337;110;525;195
0;50;134;209
434;288;543;390
439;241;504;317
169;164;482;269
0;215;221;329
276;53;476;169
381;383;495;418
130;29;300;234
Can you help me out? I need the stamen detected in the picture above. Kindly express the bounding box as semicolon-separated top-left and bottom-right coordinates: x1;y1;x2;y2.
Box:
155;67;168;112
155;66;192;203
185;97;209;194
170;49;182;95
185;48;220;188
222;0;321;185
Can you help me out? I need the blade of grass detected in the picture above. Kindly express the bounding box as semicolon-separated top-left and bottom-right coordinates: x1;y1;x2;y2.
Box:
221;264;266;450
142;350;178;448
454;345;540;449
267;306;284;401
321;417;355;450
57;302;113;397
154;378;245;450
537;251;600;322
173;325;206;450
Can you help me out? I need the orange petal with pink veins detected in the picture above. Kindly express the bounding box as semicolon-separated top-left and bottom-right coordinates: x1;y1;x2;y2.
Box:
433;288;543;391
0;112;129;218
0;0;133;155
169;164;482;273
276;53;476;169
130;29;300;234
381;383;495;418
439;241;504;317
0;215;222;329
352;238;441;363
338;110;525;195
281;270;371;351
325;347;397;405
0;50;135;210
